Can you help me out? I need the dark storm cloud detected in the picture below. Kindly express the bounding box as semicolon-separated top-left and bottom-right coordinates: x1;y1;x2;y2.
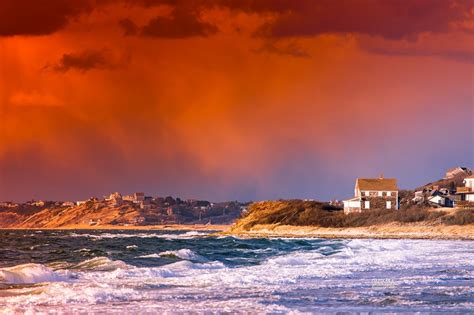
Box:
119;18;139;36
251;0;472;40
3;0;470;40
253;41;310;58
131;8;219;38
46;49;129;73
122;0;473;41
0;0;93;36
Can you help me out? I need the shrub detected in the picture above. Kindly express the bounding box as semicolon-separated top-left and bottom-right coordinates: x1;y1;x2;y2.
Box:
233;200;469;230
441;210;474;225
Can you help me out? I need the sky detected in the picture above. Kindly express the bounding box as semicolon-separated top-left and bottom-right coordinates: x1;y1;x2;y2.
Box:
0;0;473;202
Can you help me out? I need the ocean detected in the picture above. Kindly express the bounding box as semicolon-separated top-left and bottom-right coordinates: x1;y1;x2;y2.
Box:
0;229;473;314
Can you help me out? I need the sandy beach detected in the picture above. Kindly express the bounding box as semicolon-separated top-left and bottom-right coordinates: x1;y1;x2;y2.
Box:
228;223;474;240
3;222;472;240
1;222;471;239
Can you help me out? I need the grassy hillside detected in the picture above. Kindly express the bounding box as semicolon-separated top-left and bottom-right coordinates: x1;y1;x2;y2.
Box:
232;200;474;231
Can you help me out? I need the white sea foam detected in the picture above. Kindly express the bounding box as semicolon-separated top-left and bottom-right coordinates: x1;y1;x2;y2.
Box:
74;248;92;253
138;249;207;262
70;257;130;271
1;239;472;314
68;231;210;240
0;264;69;284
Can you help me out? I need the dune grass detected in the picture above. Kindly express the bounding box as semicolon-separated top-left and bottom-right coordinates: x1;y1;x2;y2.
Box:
233;200;474;230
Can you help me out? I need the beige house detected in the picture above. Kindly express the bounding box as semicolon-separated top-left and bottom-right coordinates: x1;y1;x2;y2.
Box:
343;176;399;214
456;175;474;204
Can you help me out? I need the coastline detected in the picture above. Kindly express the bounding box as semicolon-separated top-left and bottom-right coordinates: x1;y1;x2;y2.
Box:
0;224;231;231
227;223;474;240
2;223;473;240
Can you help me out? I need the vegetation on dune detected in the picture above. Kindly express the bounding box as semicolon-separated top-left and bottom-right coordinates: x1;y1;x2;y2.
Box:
232;200;474;231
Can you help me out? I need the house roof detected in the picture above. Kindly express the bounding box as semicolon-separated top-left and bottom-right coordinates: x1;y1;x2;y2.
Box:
356;178;398;191
465;175;474;179
447;166;467;172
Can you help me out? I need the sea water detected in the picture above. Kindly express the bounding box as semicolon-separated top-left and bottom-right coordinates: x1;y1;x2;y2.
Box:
0;230;473;313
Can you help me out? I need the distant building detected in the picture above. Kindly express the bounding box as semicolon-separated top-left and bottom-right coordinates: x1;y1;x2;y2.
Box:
445;167;472;179
140;201;152;210
122;195;134;201
0;202;18;208
134;192;145;202
412;187;455;208
343;176;399;214
426;191;454;208
76;200;87;206
62;201;75;207
106;192;123;206
456;175;474;204
31;200;45;207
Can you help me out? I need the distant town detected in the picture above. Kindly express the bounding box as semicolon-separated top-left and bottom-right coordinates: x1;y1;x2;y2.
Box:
0;193;250;227
0;166;472;228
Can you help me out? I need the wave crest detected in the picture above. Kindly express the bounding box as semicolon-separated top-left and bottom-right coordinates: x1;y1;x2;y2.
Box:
69;257;130;271
0;264;68;284
139;249;206;262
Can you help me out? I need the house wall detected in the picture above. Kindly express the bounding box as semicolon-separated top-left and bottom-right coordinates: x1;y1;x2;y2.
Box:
344;207;362;214
343;199;361;214
465;179;474;189
360;192;398;210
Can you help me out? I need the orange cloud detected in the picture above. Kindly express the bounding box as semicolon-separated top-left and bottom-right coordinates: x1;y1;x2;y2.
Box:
0;1;472;202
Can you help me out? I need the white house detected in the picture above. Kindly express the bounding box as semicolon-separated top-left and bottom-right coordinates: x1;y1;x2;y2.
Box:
343;176;399;214
456;175;474;203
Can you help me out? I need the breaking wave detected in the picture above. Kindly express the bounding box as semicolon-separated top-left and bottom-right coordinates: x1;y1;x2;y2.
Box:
139;249;206;261
0;264;69;284
68;231;210;240
1;230;472;313
68;257;130;271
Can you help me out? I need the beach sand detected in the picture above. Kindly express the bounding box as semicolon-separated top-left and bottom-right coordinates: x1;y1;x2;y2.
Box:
2;222;472;240
228;223;474;240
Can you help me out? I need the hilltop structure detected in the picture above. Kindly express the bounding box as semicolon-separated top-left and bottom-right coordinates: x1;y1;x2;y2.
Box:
343;176;399;214
445;167;472;179
456;175;474;206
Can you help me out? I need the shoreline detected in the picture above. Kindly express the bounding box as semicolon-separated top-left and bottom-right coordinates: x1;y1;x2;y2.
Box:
226;224;474;240
1;223;473;240
0;224;231;231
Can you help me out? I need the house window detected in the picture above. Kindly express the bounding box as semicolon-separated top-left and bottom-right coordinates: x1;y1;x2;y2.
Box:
365;191;370;196
364;201;370;209
387;191;392;197
377;191;382;197
386;201;391;209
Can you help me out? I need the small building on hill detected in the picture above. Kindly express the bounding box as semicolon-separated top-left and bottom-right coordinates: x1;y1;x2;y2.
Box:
456;175;474;205
426;191;455;208
445;167;472;179
343;176;399;214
